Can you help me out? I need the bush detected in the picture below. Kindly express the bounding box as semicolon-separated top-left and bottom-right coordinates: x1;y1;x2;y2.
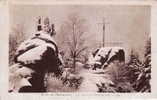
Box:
46;74;77;92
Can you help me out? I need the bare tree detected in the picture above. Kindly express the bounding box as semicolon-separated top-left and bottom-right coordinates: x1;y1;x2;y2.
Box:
57;13;88;70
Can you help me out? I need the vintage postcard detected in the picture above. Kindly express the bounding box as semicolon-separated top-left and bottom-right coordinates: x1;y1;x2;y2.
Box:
0;0;157;100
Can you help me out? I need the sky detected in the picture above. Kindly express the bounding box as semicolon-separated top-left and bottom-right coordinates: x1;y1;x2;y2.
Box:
10;4;150;60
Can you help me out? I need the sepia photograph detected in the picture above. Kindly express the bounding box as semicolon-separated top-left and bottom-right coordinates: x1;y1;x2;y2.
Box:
8;4;151;93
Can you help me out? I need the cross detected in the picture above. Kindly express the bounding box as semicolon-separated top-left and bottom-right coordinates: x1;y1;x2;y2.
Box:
98;17;123;47
97;17;109;47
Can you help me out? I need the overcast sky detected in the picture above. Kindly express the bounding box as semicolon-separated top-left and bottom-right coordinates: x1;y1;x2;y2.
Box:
10;5;150;59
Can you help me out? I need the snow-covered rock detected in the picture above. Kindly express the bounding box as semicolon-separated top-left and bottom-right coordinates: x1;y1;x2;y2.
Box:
88;47;125;69
15;31;57;58
14;31;60;69
9;31;62;92
9;64;34;92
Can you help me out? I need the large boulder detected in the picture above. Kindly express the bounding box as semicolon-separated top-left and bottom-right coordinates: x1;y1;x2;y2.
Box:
9;31;62;92
88;47;125;70
14;32;62;74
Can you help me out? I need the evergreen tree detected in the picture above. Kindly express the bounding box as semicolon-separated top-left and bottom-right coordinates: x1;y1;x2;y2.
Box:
134;37;151;92
127;50;142;84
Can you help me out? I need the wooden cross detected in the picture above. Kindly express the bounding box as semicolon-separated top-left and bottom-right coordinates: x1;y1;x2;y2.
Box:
98;17;123;47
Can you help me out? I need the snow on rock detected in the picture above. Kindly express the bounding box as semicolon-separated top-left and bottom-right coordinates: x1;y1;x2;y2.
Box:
33;31;57;44
87;46;125;68
17;44;52;65
16;31;57;55
9;64;34;92
15;31;57;65
17;45;46;64
16;38;45;53
95;47;124;60
9;31;61;92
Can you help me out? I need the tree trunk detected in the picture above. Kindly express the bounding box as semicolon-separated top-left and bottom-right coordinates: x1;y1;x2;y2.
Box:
73;57;76;72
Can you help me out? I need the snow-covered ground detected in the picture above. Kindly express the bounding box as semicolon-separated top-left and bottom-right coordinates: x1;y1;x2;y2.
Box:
78;67;115;92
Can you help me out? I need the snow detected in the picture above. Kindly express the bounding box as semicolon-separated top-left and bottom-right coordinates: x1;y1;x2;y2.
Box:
16;31;57;54
15;66;35;77
96;46;123;58
19;78;32;87
16;31;57;65
87;54;95;65
18;45;47;64
16;38;44;53
9;64;34;92
87;46;125;67
58;54;64;66
33;31;57;44
9;63;22;73
78;68;113;92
